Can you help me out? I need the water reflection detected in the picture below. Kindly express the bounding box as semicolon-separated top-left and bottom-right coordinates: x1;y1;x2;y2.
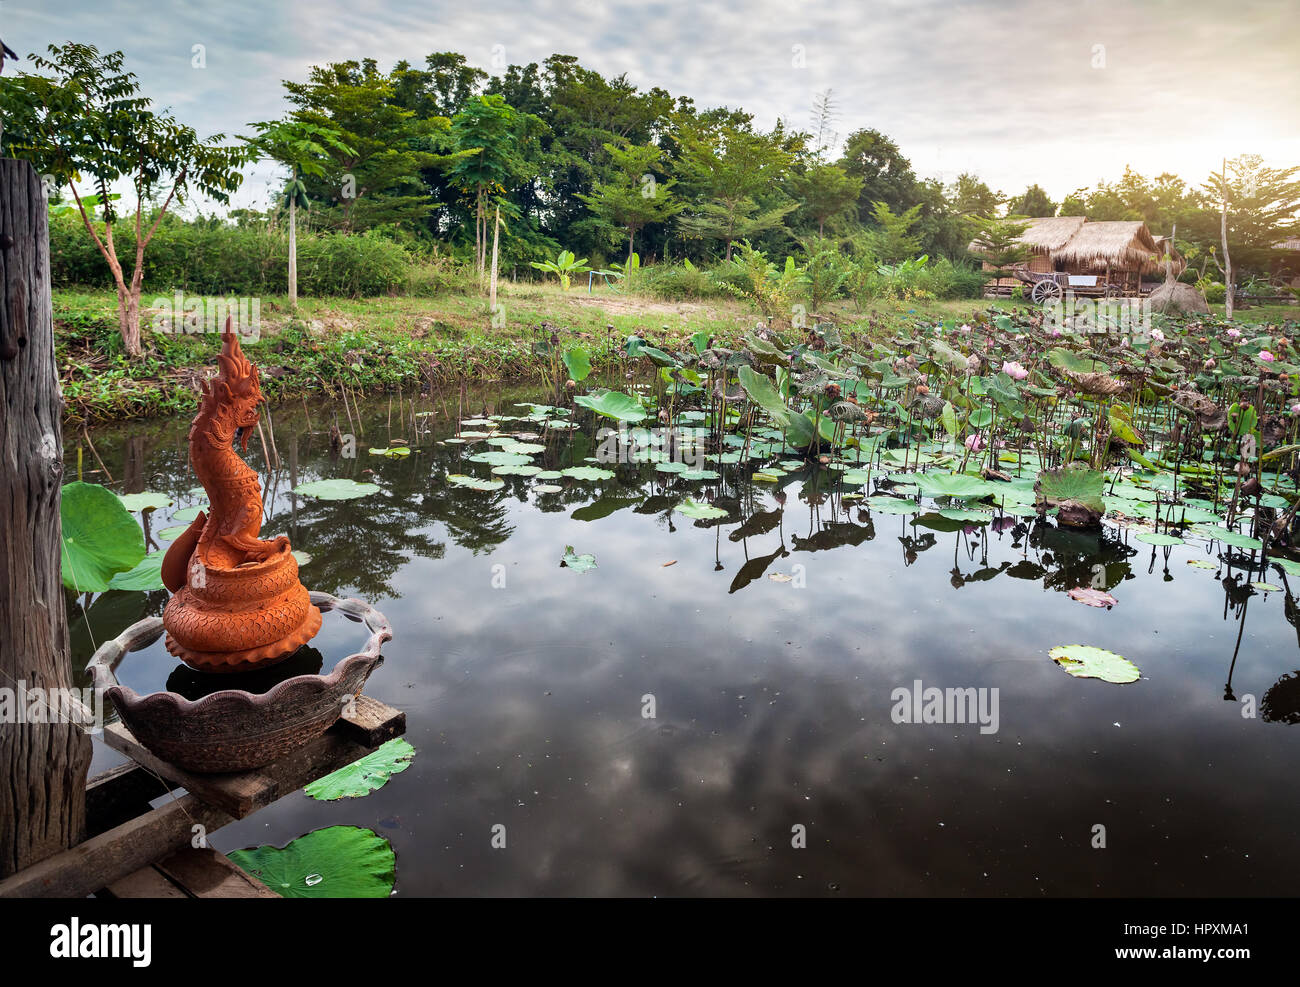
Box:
64;382;1300;896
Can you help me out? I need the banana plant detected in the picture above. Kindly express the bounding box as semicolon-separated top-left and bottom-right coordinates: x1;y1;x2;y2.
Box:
530;249;591;291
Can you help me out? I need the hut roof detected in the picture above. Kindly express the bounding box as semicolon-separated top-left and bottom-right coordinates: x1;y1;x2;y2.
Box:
968;215;1084;255
1015;215;1086;253
1051;220;1165;273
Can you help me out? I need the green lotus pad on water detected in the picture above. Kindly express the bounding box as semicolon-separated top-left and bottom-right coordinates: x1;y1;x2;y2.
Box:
305;739;416;801
1049;645;1141;684
228;826;395;898
294;479;381;500
117;491;173;512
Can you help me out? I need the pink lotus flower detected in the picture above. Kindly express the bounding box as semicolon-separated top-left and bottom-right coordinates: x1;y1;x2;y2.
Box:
959;323;972;334
1227;327;1241;338
1068;587;1118;609
965;434;985;452
1001;360;1029;380
1291;404;1300;416
1259;350;1275;362
1050;327;1063;337
1150;328;1165;341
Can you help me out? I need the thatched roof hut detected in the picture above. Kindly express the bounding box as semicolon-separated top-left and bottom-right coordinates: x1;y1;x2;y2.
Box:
1052;220;1181;275
1010;215;1086;255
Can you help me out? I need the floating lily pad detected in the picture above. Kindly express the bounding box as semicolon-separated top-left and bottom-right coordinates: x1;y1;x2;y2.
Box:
368;446;410;458
656;461;689;474
304;739;415;801
867;497;919;514
752;471;781;483
1253;581;1282;592
157;524;193;542
228;826;395;898
681;469;721;481
469;451;533;467
1193;525;1262;550
1186;558;1219;569
677;498;729;520
171;505;206;522
294;479;381;501
561;546;597;572
117;491;173;512
446;474;505;491
560;465;616;481
60;482;145;592
535;484;564;494
1049;644;1140;684
492;465;543;476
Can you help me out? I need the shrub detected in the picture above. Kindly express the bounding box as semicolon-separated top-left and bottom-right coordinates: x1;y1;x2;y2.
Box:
1203;282;1227;303
643;259;717;300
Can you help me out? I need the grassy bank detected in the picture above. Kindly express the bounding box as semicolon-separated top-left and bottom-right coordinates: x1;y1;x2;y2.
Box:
54;283;1298;423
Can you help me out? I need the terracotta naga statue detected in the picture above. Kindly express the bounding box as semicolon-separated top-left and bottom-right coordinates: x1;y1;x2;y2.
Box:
161;318;321;673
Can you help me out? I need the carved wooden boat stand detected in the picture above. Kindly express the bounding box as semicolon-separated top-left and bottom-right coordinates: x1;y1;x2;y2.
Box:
0;594;404;900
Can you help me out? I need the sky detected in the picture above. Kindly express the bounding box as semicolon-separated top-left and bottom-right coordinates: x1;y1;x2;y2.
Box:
7;0;1299;213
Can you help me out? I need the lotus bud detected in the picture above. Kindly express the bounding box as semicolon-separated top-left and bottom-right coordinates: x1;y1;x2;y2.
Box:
565;379;576;391
916;384;930;395
1203;358;1216;371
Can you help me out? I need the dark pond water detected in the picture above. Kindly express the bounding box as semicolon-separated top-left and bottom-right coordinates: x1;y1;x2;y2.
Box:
70;382;1300;896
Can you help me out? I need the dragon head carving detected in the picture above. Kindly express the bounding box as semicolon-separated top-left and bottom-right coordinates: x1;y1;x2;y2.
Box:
198;317;264;450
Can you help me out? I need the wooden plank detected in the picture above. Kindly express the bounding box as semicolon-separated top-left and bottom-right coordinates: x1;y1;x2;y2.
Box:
101;865;189;899
0;699;406;898
336;694;406;747
102;723;270;819
0;794;233;899
100;698;405;819
86;762;181;837
155;847;279;899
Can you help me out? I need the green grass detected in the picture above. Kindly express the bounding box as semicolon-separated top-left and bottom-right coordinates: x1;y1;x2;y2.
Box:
52;282;1299;424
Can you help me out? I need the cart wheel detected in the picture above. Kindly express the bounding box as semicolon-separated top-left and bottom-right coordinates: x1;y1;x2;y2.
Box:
1031;280;1063;303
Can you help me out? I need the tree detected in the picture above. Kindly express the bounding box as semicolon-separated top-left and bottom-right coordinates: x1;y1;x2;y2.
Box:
446;94;530;278
790;162;862;237
675;122;797;260
866;201;923;263
0;43;249;356
1007;184;1057;217
949;173;1003;220
838;128;917;219
578;140;682;269
0;159;91;878
283;59;440;232
244;119;354;308
970;217;1031;281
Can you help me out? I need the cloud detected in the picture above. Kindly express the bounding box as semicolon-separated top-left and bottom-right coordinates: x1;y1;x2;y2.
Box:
11;0;1298;209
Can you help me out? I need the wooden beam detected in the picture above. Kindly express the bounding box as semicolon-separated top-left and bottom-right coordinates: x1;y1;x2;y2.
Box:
154;847;279;899
0;698;405;898
100;698;406;818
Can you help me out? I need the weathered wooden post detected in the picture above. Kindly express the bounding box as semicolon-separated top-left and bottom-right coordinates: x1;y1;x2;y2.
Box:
0;158;91;878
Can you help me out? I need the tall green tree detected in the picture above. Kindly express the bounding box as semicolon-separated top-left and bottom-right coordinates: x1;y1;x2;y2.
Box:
577;140;682;268
244;119;354;308
0;43;249;356
1006;184;1057;217
446;94;531;277
283;59;440;231
790;162;862;237
866;201;923;263
675;122;798;260
838;128;917;219
970;216;1031;281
